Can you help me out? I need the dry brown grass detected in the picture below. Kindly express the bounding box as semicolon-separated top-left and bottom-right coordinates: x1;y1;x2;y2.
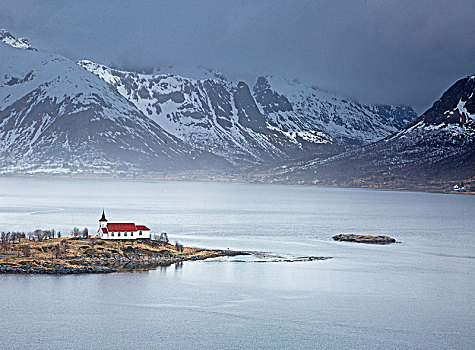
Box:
0;236;208;268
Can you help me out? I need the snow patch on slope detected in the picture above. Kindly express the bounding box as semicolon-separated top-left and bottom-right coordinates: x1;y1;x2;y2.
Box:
258;76;416;146
80;61;417;167
0;29;36;51
0;41;200;174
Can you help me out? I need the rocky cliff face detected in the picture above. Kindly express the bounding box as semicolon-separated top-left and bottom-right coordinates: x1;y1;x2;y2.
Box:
79;61;417;168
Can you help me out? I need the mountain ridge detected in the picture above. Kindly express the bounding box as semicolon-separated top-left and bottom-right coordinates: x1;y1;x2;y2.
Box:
79;60;417;168
259;75;475;190
0;38;228;174
1;29;425;179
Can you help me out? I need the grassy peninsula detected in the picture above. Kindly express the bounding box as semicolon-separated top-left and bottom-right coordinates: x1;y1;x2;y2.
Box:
0;236;245;274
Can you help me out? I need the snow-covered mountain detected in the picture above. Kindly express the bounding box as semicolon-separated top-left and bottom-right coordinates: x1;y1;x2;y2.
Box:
79;61;416;167
0;35;224;175
78;61;329;167
253;76;415;146
266;75;475;187
0;29;36;51
0;29;418;175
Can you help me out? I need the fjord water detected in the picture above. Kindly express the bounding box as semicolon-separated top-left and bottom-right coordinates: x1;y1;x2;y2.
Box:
0;178;473;349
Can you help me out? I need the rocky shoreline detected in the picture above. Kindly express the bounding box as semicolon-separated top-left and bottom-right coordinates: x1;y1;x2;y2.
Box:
0;249;248;274
0;235;336;274
332;234;396;244
0;237;251;274
0;263;113;274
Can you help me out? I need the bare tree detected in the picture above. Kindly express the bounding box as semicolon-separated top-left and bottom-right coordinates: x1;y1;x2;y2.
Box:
57;231;62;238
33;229;44;242
82;227;89;238
71;227;80;237
42;230;52;240
0;232;9;251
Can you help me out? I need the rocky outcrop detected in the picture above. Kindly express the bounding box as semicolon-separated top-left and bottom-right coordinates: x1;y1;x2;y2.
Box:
0;263;115;274
0;249;249;274
332;234;396;244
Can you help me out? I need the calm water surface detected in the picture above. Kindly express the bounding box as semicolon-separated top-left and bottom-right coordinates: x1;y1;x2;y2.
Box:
0;177;474;349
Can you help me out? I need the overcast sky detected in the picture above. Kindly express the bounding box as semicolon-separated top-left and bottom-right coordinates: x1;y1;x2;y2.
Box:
1;0;474;113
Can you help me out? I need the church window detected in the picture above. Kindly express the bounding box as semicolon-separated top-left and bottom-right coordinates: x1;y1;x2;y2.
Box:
139;231;142;235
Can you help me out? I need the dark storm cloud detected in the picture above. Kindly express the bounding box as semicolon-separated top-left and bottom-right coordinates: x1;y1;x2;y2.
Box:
1;0;474;113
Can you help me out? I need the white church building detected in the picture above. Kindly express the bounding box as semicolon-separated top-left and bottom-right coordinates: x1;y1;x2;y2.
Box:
97;210;151;240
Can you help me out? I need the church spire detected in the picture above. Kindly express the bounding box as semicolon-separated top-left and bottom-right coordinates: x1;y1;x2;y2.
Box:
100;209;107;222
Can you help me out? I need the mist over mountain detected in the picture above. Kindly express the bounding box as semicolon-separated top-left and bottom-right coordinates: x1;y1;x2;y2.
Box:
263;75;475;189
1;29;472;190
79;60;415;168
0;29;417;175
0;31;227;174
1;1;473;114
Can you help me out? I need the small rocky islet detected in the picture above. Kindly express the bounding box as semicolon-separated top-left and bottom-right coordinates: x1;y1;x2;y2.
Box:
332;234;396;244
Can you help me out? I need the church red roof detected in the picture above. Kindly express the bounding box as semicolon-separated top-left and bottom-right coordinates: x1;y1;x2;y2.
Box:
106;223;137;232
136;225;150;231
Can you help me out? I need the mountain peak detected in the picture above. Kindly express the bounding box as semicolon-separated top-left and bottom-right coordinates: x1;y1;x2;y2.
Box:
255;76;271;90
416;75;475;127
0;29;37;51
253;76;293;114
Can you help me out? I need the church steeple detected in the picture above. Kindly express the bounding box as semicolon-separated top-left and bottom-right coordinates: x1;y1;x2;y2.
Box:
100;209;107;222
99;209;108;229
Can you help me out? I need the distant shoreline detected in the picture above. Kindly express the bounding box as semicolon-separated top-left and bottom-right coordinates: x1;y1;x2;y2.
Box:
0;173;473;195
